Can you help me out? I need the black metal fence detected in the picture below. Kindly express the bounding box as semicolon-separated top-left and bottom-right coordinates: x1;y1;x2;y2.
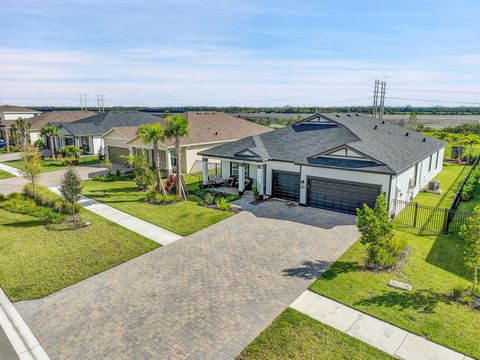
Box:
391;200;472;236
449;155;480;212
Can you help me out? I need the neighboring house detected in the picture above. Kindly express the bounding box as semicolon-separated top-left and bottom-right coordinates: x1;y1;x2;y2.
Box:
50;111;160;155
200;113;447;215
28;110;96;148
102;111;271;173
0;105;42;145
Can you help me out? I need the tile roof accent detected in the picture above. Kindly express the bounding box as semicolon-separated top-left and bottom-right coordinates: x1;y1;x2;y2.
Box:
199;113;447;175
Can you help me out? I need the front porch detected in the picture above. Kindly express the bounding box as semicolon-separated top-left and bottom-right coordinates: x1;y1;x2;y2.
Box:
201;157;266;197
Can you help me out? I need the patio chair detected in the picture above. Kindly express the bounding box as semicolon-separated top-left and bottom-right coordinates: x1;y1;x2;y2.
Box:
244;178;254;190
207;175;225;187
225;176;237;187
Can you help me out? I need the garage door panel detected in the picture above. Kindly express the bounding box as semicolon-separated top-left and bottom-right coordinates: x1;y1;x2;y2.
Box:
307;177;380;214
273;171;300;201
108;146;129;164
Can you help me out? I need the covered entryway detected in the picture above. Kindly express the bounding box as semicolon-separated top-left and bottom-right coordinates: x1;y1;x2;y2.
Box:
108;146;129;164
307;177;381;214
272;170;300;201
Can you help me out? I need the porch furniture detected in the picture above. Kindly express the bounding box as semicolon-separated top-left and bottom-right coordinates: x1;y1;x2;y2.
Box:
244;178;254;190
225;176;237;187
207;175;225;187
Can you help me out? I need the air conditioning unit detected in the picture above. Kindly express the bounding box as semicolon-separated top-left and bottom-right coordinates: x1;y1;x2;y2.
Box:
428;181;440;191
408;177;416;189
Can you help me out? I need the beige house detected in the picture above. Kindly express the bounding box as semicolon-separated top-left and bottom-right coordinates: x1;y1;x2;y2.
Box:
102;112;271;174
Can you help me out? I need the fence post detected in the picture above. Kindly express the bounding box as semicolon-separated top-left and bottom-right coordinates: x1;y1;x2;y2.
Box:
442;209;450;234
413;202;418;228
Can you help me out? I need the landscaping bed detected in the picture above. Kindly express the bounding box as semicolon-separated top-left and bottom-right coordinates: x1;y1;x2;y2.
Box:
81;180;233;236
0;190;159;301
0;169;15;179
237;308;393;360
3;154;100;172
309;229;480;358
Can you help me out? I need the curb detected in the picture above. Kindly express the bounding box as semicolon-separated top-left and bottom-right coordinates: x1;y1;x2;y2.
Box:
0;288;50;360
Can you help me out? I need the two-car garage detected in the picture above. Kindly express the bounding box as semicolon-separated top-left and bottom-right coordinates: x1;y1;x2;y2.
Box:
107;146;130;164
271;170;382;215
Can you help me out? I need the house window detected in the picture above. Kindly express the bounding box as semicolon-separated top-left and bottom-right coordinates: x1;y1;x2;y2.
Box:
413;163;419;186
428;154;433;172
230;162;249;178
169;149;177;168
435;150;440;169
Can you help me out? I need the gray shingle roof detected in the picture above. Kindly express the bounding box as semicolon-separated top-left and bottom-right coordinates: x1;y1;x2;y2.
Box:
51;111;160;136
199;113;447;175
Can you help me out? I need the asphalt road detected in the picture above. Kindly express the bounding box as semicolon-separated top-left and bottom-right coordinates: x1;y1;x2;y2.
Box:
0;326;18;360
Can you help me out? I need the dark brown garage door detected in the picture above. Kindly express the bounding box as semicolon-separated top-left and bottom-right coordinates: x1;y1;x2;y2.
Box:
273;171;300;201
307;177;381;214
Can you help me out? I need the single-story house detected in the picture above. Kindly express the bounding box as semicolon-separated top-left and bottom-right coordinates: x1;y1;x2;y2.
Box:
50;111;161;155
0;105;42;145
28;110;96;148
102;111;272;173
199;113;447;214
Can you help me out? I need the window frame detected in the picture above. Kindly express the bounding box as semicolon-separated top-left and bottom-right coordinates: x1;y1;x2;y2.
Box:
230;162;249;178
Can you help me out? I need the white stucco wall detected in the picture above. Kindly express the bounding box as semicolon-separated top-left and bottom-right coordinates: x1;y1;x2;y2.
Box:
92;136;103;155
185;143;227;173
29;130;41;145
265;161;301;196
300;165;391;205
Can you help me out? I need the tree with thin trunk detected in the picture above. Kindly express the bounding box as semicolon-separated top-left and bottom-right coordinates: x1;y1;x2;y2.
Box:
406;112;418;130
459;205;480;296
60;167;82;223
460;135;480;157
40;125;60;158
137;123;167;195
11;118;32;147
20;146;42;199
164;114;189;201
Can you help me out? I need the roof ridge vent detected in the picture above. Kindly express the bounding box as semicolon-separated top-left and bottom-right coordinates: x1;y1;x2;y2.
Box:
374;125;378;130
405;132;409;136
381;120;385;124
335;114;340;117
346;114;351;117
355;113;360;116
422;138;426;142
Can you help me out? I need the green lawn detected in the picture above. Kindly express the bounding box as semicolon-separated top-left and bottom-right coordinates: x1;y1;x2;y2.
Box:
414;163;470;208
237;308;393;360
0;207;159;301
422;132;480;159
0;169;15;179
81;180;232;236
3;155;100;173
309;229;480;358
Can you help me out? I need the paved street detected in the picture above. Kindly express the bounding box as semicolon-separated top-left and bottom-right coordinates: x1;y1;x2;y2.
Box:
0;326;18;360
15;200;358;359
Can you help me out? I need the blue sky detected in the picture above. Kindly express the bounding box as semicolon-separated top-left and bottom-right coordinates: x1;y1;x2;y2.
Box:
1;0;479;106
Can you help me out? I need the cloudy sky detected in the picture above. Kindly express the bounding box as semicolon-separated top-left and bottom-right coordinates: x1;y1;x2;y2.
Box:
1;0;479;107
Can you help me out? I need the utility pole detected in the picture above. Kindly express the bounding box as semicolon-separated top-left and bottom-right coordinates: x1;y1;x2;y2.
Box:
96;94;101;112
101;94;105;112
79;94;83;111
372;80;386;120
83;94;88;111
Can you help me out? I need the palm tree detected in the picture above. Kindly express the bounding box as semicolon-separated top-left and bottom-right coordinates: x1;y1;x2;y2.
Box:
432;131;449;140
40;125;60;158
11;118;32;147
137;123;167;195
460;135;480;156
164;114;189;201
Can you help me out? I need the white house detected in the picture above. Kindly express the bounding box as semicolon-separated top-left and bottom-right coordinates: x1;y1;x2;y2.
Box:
0;105;42;146
200;113;447;215
102;111;271;173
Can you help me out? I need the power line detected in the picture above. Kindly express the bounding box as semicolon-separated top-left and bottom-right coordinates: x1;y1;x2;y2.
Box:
385;96;480;105
388;88;480;95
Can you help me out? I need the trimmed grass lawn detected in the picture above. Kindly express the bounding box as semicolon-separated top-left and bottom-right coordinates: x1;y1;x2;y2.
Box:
0;169;15;179
81;180;232;236
0;207;159;301
414;163;470;208
237;308;393;360
3;155;100;173
309;229;480;358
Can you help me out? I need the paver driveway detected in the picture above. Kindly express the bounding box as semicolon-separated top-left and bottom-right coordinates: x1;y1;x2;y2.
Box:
15;200;358;359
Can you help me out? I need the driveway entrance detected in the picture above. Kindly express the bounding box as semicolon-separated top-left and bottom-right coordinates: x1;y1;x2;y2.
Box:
15;200;358;359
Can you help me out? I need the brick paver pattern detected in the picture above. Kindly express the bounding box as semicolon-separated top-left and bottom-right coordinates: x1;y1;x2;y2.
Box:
15;201;358;359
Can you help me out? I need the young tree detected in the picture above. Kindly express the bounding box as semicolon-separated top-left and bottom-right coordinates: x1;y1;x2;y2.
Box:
406;112;418;130
164;114;189;201
459;205;480;295
40;125;60;158
132;150;155;190
137;123;167;195
60;167;82;223
357;193;397;268
11;118;32;147
20;146;43;199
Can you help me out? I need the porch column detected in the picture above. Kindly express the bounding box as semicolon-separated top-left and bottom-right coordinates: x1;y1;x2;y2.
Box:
256;165;264;196
202;158;209;186
166;149;173;175
238;163;245;195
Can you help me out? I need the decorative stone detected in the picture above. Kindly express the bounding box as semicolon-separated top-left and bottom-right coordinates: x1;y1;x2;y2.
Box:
388;279;412;291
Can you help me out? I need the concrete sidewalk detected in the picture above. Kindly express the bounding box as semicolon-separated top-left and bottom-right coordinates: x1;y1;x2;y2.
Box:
49;187;182;246
0;163;22;177
291;290;473;360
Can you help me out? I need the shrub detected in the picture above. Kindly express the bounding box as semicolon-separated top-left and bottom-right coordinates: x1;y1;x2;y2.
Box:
23;184;80;215
145;191;179;204
61;157;79;166
450;284;467;301
59;145;83;158
215;197;232;210
0;192;63;221
132;152;155;190
204;193;215;205
33;139;45;148
101;159;112;169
